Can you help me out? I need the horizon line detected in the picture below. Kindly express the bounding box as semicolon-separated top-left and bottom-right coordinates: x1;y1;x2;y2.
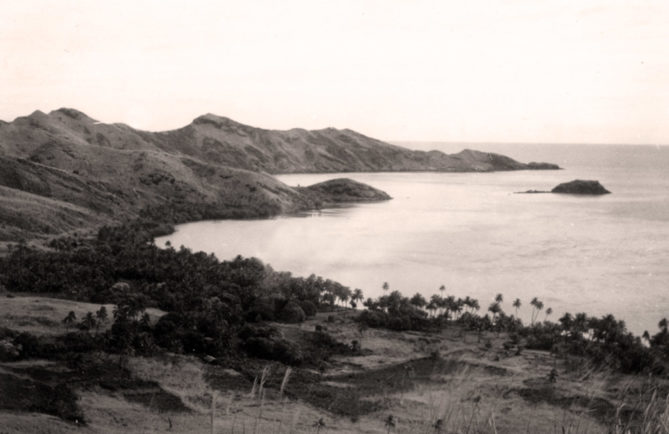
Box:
390;140;669;148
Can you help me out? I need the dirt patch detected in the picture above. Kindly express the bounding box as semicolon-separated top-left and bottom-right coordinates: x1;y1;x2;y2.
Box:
3;355;191;418
511;383;640;428
280;355;509;418
123;388;191;413
285;369;382;417
205;364;253;392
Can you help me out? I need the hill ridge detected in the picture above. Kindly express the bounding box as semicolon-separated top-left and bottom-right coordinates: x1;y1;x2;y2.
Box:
0;108;559;241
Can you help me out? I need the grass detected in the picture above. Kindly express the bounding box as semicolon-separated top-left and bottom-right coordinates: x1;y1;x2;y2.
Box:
2;307;669;433
0;295;163;336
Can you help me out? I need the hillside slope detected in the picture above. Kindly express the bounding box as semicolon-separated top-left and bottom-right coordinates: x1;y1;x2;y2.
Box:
0;108;557;241
1;108;558;174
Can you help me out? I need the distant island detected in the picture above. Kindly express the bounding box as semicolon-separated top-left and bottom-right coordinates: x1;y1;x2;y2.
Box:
0;108;558;241
552;179;611;195
517;179;611;195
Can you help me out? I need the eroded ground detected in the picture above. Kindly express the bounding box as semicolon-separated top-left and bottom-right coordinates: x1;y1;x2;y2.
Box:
0;296;665;433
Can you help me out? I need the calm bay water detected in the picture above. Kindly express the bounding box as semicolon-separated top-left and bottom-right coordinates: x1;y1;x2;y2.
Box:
157;144;669;335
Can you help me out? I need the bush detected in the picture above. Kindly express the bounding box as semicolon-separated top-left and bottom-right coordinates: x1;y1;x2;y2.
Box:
358;310;386;328
357;309;430;332
278;301;306;323
243;336;303;365
247;297;276;321
0;338;20;361
300;300;318;317
238;323;278;340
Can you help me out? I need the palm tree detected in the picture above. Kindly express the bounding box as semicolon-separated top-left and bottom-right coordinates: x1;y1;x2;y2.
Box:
430;295;443;317
488;302;501;323
82;312;97;331
573;313;589;339
62;311;77;328
445;295;456;318
352;288;364;306
320;292;334;307
385;415;396;433
512;298;521;317
462;296;472;313
410;293;427;309
535;301;544;323
312;418;326;433
495;293;503;304
338;287;351;307
545;307;553;321
454;298;465;320
426;300;437;318
530;297;542;325
559;313;574;337
439;285;445;293
438;297;450;319
382;282;390;292
96;306;108;323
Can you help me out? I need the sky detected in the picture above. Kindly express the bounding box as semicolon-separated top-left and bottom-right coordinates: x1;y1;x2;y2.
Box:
1;0;668;144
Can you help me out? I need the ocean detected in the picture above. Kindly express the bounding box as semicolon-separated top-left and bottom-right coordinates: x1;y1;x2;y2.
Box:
156;143;669;335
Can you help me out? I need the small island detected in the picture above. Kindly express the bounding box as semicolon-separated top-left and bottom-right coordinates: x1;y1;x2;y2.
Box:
526;162;562;170
551;179;611;195
517;179;611;195
298;178;392;205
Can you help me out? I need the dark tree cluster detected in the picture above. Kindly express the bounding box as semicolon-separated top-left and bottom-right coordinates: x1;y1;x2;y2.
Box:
0;223;361;365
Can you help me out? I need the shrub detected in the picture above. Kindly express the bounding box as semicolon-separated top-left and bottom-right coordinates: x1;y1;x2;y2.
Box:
247;297;276;321
300;300;318;317
278;301;306;323
243;336;303;365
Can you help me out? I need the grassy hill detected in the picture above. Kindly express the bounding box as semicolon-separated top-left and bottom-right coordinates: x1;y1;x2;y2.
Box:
0;109;560;175
0;108;559;242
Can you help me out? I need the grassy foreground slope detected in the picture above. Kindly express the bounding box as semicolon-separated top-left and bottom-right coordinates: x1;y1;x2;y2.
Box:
1;300;668;434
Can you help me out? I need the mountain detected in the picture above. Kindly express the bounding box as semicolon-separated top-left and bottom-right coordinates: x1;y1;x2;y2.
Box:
0;108;558;242
0;109;559;174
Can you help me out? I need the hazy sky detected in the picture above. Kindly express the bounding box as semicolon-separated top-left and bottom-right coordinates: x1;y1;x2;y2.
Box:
2;1;668;144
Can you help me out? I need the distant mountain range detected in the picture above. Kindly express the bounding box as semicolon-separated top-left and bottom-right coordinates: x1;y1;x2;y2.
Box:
0;108;559;241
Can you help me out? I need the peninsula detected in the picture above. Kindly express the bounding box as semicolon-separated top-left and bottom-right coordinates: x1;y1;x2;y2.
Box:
0;108;558;241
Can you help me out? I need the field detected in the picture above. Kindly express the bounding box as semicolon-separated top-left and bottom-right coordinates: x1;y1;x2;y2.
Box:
1;295;667;433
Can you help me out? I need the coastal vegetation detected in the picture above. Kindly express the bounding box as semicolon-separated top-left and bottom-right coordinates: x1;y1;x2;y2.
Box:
1;221;669;432
358;290;666;375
